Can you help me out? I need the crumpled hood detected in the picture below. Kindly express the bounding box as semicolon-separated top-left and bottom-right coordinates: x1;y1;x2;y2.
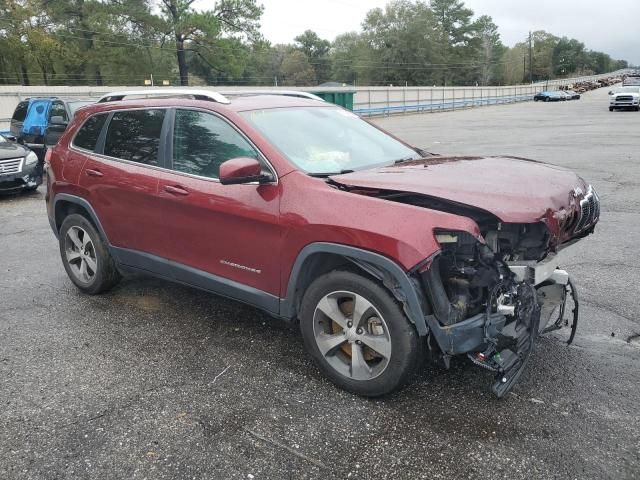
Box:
330;156;587;224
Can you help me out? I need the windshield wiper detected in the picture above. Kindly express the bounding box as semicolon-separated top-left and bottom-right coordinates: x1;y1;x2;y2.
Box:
308;169;354;178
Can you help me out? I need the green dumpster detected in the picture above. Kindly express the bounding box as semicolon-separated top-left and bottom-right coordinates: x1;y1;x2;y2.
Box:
312;90;355;110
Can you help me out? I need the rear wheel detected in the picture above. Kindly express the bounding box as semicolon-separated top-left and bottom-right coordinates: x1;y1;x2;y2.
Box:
609;107;615;112
299;270;422;397
544;97;550;102
59;214;121;294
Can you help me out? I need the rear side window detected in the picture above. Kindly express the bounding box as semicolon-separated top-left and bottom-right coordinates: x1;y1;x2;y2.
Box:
12;102;28;122
49;102;68;121
73;114;107;151
104;109;165;165
172;109;258;179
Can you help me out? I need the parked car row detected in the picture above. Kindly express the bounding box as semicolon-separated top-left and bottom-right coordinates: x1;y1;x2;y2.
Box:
533;90;581;102
622;72;640;87
565;76;621;93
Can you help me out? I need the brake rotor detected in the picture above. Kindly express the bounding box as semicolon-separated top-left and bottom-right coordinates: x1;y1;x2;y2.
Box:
331;298;383;361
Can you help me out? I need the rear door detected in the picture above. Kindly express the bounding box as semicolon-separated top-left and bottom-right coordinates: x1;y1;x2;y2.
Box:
154;108;282;297
78;108;168;256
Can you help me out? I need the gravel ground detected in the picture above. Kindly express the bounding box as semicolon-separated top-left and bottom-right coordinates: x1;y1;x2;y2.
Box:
1;87;639;480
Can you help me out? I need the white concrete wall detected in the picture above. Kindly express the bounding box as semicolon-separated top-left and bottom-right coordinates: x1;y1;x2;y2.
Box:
0;70;624;129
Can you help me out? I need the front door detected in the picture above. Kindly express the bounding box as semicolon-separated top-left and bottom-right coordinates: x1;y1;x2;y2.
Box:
155;108;282;299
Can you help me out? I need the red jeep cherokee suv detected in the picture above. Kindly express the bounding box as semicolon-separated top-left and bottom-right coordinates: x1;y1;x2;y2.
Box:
45;89;599;397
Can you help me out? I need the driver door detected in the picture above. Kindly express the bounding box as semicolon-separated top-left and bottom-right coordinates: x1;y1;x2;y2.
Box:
155;108;282;298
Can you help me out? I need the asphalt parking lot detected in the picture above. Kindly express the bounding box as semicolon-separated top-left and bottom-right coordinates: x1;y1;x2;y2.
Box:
1;87;639;480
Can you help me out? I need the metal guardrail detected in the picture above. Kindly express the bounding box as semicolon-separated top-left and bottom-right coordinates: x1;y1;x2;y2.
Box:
355;94;534;116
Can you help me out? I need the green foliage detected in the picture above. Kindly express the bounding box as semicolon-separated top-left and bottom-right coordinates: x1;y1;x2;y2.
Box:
280;50;315;86
0;0;629;87
293;30;330;84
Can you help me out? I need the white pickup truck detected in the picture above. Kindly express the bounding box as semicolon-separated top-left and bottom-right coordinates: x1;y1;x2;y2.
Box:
609;86;640;111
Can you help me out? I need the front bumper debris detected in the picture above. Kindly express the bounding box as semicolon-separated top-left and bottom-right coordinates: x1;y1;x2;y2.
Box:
418;245;579;398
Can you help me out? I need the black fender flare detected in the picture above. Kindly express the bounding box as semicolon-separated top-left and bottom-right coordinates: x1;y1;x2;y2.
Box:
51;193;110;243
279;242;429;335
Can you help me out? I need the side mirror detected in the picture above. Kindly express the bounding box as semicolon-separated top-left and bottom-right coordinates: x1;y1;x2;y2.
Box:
50;116;68;126
219;157;273;185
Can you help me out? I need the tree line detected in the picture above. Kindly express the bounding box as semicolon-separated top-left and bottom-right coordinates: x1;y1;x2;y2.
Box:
0;0;629;87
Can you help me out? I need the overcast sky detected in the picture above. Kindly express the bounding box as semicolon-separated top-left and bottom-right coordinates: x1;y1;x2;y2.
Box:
251;0;639;65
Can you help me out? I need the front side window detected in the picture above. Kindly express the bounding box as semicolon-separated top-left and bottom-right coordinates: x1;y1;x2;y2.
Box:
172;109;258;179
104;109;165;165
241;107;419;174
49;102;68;121
73;114;107;152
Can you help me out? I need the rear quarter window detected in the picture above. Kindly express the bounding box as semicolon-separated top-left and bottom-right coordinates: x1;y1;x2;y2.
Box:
73;114;108;151
12;102;29;122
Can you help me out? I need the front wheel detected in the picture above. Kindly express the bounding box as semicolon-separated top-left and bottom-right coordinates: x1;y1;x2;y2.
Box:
59;214;121;294
609;107;615;112
299;270;422;397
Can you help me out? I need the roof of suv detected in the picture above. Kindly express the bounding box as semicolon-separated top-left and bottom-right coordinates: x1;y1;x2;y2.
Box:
77;94;331;118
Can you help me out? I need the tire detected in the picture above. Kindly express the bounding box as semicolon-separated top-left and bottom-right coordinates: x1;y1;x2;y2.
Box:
59;213;121;294
544;97;550;102
609;107;614;112
299;269;422;397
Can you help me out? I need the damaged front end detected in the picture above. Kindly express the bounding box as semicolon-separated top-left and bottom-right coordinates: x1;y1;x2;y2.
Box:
328;157;600;396
416;229;582;397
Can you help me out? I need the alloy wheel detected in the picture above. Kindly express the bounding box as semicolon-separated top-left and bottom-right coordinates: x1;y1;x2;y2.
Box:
64;226;98;284
312;290;392;381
